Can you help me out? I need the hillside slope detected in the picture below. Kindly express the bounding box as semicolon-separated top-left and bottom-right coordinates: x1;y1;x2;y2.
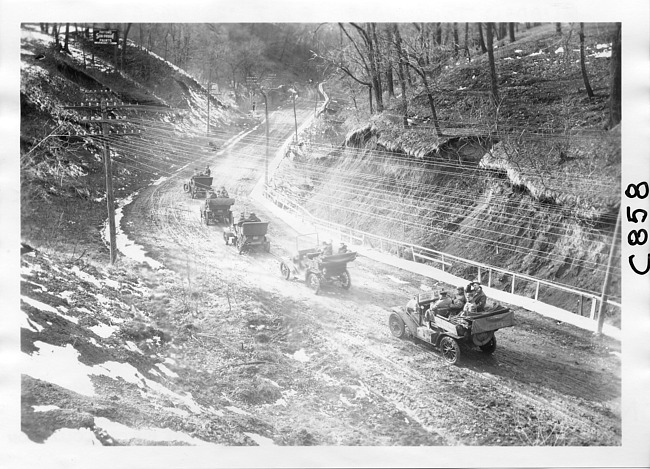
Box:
273;23;621;320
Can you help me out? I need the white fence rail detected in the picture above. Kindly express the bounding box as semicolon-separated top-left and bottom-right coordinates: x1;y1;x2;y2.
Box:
263;186;621;321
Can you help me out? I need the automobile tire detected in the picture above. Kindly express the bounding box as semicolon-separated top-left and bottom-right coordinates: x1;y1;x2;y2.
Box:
388;313;405;338
280;262;291;280
440;336;461;365
479;336;497;354
307;272;320;295
339;270;351;290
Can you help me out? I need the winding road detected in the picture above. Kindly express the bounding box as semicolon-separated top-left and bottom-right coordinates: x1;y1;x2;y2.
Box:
121;103;621;445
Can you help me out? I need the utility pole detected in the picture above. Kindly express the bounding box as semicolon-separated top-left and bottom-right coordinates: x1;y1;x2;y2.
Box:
101;99;117;264
596;205;622;334
65;92;171;265
290;89;298;142
206;70;211;136
261;89;269;188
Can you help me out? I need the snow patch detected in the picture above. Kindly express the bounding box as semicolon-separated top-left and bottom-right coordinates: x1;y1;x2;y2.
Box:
94;417;218;446
22;296;79;324
90;323;118;338
43;427;102;446
105;193;163;270
155;363;179;378
70;266;102;288
33;405;60;412
244;432;275;446
225;405;250;416
151;176;168;186
288;349;310;363
554;46;564;54
22;312;44;332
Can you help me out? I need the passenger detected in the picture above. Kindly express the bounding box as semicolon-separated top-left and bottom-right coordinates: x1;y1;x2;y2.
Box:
464;282;487;313
218;186;229;198
450;286;467;314
338;242;348;254
427;290;453;320
247;212;260;222
207;190;217;199
320;241;333;256
204;165;211;177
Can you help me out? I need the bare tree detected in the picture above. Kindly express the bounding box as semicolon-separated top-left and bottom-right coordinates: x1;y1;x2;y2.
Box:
392;24;409;127
121;23;132;71
508;23;516;42
578;23;594;98
486;23;499;105
477;23;487;54
607;23;621;128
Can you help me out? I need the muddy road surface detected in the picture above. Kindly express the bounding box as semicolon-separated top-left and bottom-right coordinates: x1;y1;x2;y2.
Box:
123;104;621;445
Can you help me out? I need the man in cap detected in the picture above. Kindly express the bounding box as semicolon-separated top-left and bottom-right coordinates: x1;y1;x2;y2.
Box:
426;290;453;320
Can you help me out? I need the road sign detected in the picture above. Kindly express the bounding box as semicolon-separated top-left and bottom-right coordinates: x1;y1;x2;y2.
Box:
93;29;118;45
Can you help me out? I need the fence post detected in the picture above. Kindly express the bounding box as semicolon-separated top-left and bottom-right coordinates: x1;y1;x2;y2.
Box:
478;266;482;283
579;295;584;316
511;274;516;294
411;247;416;262
488;269;492;288
535;281;540;301
590;298;597;320
441;254;445;272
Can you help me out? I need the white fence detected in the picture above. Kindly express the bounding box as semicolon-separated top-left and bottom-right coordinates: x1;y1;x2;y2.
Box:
263;186;621;323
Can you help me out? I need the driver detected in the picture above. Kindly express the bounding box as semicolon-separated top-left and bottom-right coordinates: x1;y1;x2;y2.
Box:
204;165;211;177
426;290;453;320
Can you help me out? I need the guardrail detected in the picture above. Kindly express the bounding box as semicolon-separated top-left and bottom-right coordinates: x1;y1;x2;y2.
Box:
263;186;621;321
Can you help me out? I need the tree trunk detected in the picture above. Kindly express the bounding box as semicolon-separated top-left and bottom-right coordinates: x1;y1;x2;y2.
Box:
556;23;562;35
63;23;70;53
477;23;487;53
486;23;499;105
464;22;471;62
52;24;60;51
509;23;516;42
579;23;594;98
607;23;621;128
452;23;459;56
121;23;132;71
392;24;409;127
386;64;395;97
368;23;383;112
367;85;374;114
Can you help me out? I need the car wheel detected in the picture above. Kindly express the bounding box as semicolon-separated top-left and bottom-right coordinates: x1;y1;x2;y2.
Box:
440;336;461;365
339;270;351;290
480;336;497;354
280;262;291;280
388;313;405;338
307;272;320;295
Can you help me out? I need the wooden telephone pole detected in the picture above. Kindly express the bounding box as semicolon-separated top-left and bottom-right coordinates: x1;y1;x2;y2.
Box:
65;92;171;265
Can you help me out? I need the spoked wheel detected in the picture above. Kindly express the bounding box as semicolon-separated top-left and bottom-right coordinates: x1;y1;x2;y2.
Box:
280;262;291;280
237;240;245;254
439;336;461;365
264;241;271;253
388;313;405;338
183;183;190;193
479;336;497;354
307;272;321;295
339;270;351;290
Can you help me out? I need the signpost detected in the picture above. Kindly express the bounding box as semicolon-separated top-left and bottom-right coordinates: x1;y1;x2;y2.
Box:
93;29;118;45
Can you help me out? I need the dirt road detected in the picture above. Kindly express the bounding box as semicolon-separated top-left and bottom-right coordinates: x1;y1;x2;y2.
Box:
122;104;621;445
